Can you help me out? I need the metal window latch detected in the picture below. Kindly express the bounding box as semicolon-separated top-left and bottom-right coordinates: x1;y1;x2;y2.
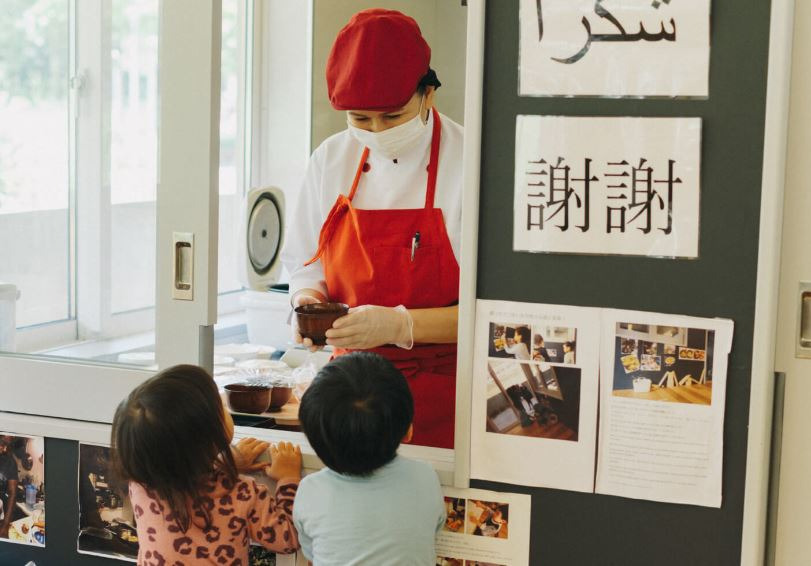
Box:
172;232;194;301
797;282;811;358
69;72;85;91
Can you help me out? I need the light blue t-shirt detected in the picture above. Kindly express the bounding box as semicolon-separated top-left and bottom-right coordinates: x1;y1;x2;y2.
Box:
292;455;446;565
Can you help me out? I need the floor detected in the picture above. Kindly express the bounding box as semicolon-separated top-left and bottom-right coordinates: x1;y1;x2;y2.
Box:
505;418;577;441
613;383;713;405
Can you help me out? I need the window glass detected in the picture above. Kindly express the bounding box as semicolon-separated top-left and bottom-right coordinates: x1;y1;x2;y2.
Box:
0;1;250;366
0;0;70;328
110;0;159;314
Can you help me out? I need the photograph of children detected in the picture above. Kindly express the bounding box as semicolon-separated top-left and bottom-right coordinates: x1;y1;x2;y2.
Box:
467;500;509;539
485;360;581;441
488;323;535;361
530;326;577;364
443;497;466;533
640;354;661;372
613;323;716;405
436;558;464;566
78;444;138;561
0;434;45;546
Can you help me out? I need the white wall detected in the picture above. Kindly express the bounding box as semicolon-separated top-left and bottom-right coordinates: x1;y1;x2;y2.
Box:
256;0;311;219
772;3;811;564
310;0;468;149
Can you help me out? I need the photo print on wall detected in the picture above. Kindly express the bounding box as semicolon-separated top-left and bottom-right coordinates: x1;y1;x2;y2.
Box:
0;433;45;547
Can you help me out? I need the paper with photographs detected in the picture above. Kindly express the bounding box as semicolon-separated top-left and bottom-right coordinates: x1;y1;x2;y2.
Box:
518;0;711;97
77;443;138;562
596;311;734;507
514;115;701;259
436;486;531;566
471;300;600;492
0;433;45;547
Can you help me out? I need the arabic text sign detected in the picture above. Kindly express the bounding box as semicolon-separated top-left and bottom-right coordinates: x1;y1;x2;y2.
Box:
514;116;701;258
519;0;710;97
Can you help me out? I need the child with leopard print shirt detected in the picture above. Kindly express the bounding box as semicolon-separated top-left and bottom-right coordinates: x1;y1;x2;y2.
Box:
111;364;302;565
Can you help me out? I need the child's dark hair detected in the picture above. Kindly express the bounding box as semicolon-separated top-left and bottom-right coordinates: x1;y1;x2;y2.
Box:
299;352;413;476
110;364;237;532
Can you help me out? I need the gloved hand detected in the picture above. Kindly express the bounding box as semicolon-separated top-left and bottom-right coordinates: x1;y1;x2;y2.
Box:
325;305;413;350
291;290;327;352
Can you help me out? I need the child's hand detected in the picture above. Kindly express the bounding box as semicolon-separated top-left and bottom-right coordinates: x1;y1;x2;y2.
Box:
265;442;302;481
232;437;270;474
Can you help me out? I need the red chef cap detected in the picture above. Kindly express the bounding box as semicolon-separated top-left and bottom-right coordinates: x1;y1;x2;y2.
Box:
326;9;431;112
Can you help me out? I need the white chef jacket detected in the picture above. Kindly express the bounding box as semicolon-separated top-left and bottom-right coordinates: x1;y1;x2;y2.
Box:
281;110;464;301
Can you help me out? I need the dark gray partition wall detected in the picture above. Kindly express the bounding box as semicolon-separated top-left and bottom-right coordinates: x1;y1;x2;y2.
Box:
469;2;771;566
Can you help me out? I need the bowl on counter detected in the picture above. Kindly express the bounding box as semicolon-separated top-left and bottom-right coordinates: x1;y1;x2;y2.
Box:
268;385;293;412
224;383;271;414
294;302;349;346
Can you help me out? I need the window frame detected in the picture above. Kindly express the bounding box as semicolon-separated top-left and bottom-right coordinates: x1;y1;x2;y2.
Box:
0;0;487;491
11;0;256;354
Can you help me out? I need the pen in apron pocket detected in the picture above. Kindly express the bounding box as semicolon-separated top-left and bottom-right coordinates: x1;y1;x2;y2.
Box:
410;231;420;262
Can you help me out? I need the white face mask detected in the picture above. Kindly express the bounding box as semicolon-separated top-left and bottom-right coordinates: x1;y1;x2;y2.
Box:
347;96;428;160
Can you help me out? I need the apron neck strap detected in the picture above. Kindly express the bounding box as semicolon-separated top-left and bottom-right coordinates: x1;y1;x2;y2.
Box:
347;147;370;201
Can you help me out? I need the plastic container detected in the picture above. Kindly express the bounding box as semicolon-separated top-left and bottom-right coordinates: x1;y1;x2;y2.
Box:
241;289;291;350
0;283;20;352
25;483;37;506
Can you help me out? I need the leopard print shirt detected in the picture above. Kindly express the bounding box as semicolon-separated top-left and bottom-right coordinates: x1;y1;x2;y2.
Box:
129;471;299;566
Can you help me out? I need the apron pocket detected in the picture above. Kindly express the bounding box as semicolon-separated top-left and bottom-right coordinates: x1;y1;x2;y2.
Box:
371;244;440;307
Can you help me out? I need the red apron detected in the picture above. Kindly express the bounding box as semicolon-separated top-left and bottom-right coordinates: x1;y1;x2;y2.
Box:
305;108;459;448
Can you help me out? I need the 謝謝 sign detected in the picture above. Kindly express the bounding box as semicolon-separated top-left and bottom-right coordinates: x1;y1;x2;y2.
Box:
513;115;701;258
519;0;711;97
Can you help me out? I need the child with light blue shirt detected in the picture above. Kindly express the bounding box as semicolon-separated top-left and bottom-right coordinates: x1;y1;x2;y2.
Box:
293;351;446;565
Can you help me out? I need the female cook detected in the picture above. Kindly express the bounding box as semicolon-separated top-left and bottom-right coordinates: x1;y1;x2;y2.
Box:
281;8;463;449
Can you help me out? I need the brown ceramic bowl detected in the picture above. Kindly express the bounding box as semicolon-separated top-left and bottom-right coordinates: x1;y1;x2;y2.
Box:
294;302;349;346
224;383;271;414
268;385;293;412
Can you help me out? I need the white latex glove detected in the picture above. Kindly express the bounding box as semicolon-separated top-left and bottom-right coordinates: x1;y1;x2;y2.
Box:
325;305;413;350
291;290;327;352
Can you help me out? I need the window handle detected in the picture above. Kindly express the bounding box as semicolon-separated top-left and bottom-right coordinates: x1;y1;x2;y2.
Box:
172;232;194;300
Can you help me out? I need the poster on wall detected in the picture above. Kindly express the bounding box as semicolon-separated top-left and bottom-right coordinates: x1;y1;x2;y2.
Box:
470;300;600;492
595;311;734;507
518;0;711;97
77;443;138;562
436;486;531;566
514;115;701;258
0;433;45;547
